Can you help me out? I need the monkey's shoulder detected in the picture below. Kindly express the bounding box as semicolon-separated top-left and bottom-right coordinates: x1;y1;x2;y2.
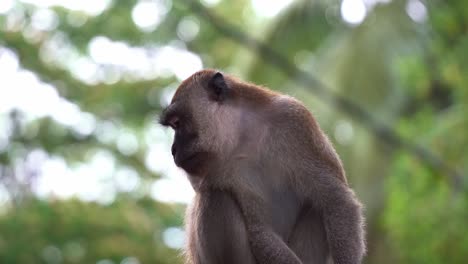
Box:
266;94;317;127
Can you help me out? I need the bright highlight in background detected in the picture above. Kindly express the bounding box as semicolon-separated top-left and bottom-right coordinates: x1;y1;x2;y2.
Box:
406;0;427;23
251;0;294;18
0;44;197;204
132;0;170;32
341;0;367;25
0;0;14;14
21;0;112;16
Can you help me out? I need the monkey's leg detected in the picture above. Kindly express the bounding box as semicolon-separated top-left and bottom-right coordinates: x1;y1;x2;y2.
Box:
322;186;365;264
288;207;330;263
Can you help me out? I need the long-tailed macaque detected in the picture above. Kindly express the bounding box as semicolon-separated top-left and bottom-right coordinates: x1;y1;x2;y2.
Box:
159;69;365;264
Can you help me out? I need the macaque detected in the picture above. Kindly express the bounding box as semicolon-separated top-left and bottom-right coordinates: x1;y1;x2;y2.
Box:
160;70;365;264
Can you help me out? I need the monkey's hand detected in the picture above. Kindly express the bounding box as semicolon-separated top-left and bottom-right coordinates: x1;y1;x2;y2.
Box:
232;188;302;264
247;224;303;264
228;164;303;264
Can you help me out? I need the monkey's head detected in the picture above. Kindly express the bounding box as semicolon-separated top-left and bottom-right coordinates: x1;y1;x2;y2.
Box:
159;70;249;176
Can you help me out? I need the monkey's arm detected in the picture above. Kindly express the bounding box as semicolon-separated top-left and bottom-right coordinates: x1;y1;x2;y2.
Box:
321;182;366;264
187;192;258;264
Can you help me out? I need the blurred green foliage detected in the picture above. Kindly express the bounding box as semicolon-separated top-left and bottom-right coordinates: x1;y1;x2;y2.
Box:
0;0;467;263
0;197;184;264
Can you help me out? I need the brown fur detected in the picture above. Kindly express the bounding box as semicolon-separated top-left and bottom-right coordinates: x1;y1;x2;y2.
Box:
159;69;366;264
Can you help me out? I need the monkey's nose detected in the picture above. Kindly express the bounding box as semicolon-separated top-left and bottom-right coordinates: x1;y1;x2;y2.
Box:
171;144;177;156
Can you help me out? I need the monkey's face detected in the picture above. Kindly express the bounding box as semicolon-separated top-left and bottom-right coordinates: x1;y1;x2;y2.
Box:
160;70;238;175
159;100;210;175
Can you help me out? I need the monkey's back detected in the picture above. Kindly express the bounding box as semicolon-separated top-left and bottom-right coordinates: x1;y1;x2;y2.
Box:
263;95;347;185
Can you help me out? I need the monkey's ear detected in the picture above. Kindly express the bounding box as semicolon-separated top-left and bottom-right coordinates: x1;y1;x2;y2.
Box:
207;71;229;101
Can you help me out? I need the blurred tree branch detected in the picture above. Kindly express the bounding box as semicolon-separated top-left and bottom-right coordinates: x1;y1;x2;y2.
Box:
187;1;464;188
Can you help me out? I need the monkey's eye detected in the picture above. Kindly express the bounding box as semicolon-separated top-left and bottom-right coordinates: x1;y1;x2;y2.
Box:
169;117;180;130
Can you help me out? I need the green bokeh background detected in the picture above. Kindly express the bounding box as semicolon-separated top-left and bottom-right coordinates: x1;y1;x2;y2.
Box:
0;0;467;263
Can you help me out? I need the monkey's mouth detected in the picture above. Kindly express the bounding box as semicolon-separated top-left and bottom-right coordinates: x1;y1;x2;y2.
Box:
175;152;200;168
176;151;210;174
